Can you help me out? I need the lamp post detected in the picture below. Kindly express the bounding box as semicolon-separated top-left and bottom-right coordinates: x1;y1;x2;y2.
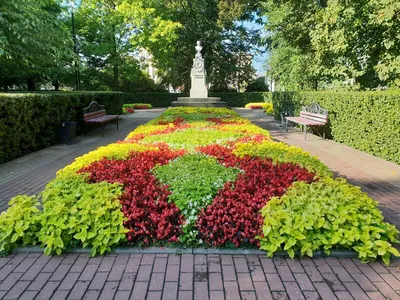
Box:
71;3;80;90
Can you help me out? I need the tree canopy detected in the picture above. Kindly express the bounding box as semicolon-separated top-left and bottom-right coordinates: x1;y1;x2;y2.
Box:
0;0;260;91
262;0;400;90
1;0;398;91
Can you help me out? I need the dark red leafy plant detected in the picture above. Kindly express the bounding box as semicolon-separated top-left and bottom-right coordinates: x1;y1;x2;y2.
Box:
79;147;185;245
197;156;315;247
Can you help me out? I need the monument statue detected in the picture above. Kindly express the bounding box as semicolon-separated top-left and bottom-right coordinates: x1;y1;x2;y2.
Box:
171;41;226;107
190;41;208;98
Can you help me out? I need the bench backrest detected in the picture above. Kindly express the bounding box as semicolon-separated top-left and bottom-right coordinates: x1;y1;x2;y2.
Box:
83;101;106;121
299;111;328;124
300;102;329;124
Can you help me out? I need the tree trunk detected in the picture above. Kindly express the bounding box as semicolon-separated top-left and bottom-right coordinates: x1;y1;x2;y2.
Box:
111;6;119;91
53;80;60;91
27;78;36;91
113;62;119;91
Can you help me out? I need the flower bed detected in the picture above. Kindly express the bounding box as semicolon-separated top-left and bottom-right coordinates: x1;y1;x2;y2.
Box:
1;107;398;263
123;103;153;114
245;102;274;115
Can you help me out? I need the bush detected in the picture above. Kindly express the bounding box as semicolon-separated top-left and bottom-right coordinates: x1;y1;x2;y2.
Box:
271;91;400;164
245;77;269;92
259;178;400;264
0;92;124;163
0;196;41;254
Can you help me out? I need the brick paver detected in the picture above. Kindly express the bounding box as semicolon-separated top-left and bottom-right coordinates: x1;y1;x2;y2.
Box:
1;108;400;299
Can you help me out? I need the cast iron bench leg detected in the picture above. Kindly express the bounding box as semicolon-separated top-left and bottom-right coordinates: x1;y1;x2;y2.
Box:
304;125;307;140
117;118;119;130
285;119;289;132
102;124;105;137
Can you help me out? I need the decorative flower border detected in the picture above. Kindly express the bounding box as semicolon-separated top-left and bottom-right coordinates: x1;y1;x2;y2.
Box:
1;107;398;263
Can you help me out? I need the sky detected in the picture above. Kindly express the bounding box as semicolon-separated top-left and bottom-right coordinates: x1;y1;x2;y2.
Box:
240;20;268;76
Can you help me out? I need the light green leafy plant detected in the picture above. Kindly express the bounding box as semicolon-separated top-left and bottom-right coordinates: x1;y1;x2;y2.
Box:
38;173;127;256
258;178;399;264
0;195;41;254
153;154;241;245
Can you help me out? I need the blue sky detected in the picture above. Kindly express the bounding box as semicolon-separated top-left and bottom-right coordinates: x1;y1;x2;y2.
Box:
240;20;268;76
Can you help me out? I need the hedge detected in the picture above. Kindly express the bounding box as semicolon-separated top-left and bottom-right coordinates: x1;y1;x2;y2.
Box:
271;91;400;165
121;92;272;107
0;92;123;164
2;90;398;165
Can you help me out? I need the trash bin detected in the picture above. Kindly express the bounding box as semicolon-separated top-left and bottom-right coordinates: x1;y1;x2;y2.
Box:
60;121;77;144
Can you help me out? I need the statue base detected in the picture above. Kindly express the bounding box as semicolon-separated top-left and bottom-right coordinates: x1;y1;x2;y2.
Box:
171;97;227;108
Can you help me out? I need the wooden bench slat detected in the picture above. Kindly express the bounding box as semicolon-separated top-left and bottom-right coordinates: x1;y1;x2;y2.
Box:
286;117;325;126
85;115;119;123
300;111;328;121
84;110;106;118
299;112;327;123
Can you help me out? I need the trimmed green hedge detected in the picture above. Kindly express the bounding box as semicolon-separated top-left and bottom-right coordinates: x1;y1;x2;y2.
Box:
121;92;272;107
271;91;400;165
121;92;185;107
0;92;123;164
2;90;398;165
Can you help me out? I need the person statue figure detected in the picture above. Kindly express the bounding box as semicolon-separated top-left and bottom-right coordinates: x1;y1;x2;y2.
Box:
195;41;203;59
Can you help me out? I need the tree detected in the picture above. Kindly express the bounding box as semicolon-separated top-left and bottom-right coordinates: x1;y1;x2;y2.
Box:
72;0;181;91
260;0;322;91
140;0;259;91
0;0;73;90
246;76;268;92
262;0;400;90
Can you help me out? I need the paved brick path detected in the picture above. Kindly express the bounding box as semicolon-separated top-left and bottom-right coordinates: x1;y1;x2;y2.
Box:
2;253;400;299
1;108;400;299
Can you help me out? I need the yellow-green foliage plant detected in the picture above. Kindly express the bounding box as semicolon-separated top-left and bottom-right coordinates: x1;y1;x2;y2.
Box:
258;178;400;265
58;143;155;175
233;140;332;178
38;173;127;256
220;124;271;137
0;196;41;254
126;124;175;139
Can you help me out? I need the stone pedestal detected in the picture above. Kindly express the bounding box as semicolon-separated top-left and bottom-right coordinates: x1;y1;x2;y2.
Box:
171;97;227;107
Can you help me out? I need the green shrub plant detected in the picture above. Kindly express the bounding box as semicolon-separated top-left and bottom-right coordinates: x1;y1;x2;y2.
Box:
259;178;400;264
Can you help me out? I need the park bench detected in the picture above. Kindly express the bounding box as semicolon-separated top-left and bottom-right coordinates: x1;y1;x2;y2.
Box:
83;101;119;137
285;102;328;140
